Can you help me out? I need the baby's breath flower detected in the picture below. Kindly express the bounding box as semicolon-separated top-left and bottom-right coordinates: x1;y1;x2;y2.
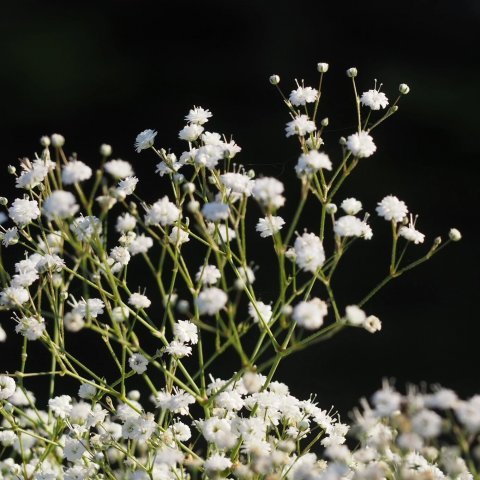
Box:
252;177;285;210
341;198;362;215
202;202;230;222
43;190;79;220
64;311;85;332
185;106;212;125
295;150;332;176
104;159;134;179
169;226;190;245
234;266;255;289
14;315;45;340
0;286;30;308
364;315;382;333
173;320;198;344
8;198;40;227
115;176;138;198
195;265;221;285
346;67;358;78
129;353;148;374
50;133;65;147
48;395;72;418
289;85;318;106
345;305;367;326
334;215;366;238
100;143;112;156
134;129;157;153
248;301;273;324
292;298;328;330
144;196;180;226
346;131;377;158
376;195;408;222
1;227;19;247
196;287;228;315
399;83;410;94
179;124;204;141
269;74;280;85
285;115;316;137
0;375;16;400
129;292;151;309
62;160;92;185
360;88;389;110
294;232;325;273
255;215;285;238
78;383;97;400
449;228;462;241
317;62;329;73
165;341;192;358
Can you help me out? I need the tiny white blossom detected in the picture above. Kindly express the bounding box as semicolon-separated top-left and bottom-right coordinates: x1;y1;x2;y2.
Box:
364;315;382;333
294;232;325;273
376;195;408;222
165;341;192;358
48;395;72;418
128;234;153;255
196;287;228;315
129;292;151;309
129;353;148;374
1;227;19;247
64;311;85;332
145;197;181;226
248;301;273;324
202;202;230;222
195;265;221;285
78;383;97;400
285;115;316;137
8;198;40;227
169;226;190;245
220;172;254;196
252;177;285;210
399;222;425;244
62;160;92;185
43;190;79;220
295;150;332;176
0;375;16;400
73;298;105;319
334;215;366;238
0;286;30;308
104;159;134;179
115;176;138;198
256;215;285;238
116;212;137;232
289;85;318;106
173;320;198;344
15;316;45;340
135;129;157;152
204;453;233;472
341;198;362;215
185;106;212;125
346;131;377;158
293;298;328;330
345;305;367;326
360;88;389;110
234;266;255;289
63;438;86;462
179;124;204;141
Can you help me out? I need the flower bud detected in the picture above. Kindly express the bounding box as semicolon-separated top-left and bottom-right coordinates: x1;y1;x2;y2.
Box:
317;62;329;73
247;169;255;178
40;135;51;147
51;133;65;148
173;173;185;184
339;136;347;146
0;197;8;206
269;74;280;85
326;203;337;214
177;299;190;314
449;228;462;242
346;67;358;78
433;236;442;247
187;200;200;213
399;83;410;95
321;117;329;127
182;182;196;194
8;165;16;174
100;143;112;157
281;304;293;316
389;105;399;113
127;390;141;401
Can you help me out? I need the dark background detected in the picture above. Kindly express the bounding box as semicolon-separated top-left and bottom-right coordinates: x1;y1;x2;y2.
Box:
0;0;479;416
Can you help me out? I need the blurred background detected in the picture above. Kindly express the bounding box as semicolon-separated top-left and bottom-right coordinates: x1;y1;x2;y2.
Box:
0;0;479;416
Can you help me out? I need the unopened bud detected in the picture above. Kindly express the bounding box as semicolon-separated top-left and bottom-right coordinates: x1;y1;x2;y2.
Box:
0;197;8;206
449;228;462;242
177;299;190;314
434;236;442;247
269;74;280;85
321;117;329;127
182;182;196;194
317;63;329;73
40;135;50;147
100;143;112;157
247;169;255;178
51;133;65;148
326;203;337;214
389;105;399;114
346;67;358;78
281;305;293;316
339;136;347;146
187;200;200;213
399;83;410;95
8;165;16;174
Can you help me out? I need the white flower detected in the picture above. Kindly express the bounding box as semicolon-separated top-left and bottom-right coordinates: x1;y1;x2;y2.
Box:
399;223;425;244
289;86;318;106
207;223;236;243
128;234;153;255
376;195;408;222
220;172;254;196
0;286;30;308
73;298;105;319
62;160;92;185
196;287;228;315
346;131;377;158
169;226;190;245
334;215;366;238
294;232;325;273
129;353;148;374
178;124;204;141
173;320;198;344
195;265;221;285
341;198;362;215
0;325;6;342
111;306;129;322
43;190;79;220
364;315;382;333
285;115;317;137
122;413;155;441
104;159;134;179
64;311;85;332
204;453;233;472
360;89;389;110
135;129;157;152
185;106;212;125
372;384;402;417
115;176;138;198
0;375;16;400
252;177;285;209
256;215;285;238
293;298;328;330
100;143;112;156
116;212;137;232
345;305;366;326
411;409;442;439
63;438;86;462
8;198;40;227
145;197;181;226
194;144;223;169
15;157;52;190
248;301;272;324
108;246;131;271
78;383;96;400
15;316;45;340
154;388;195;415
70;215;102;241
48;395;72;418
165;341;192;358
295;150;332;176
234;266;255;289
202;201;230;222
129;292;151;309
1;227;19;247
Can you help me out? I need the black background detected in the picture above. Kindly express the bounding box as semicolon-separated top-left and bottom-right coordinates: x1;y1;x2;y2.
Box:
0;0;479;416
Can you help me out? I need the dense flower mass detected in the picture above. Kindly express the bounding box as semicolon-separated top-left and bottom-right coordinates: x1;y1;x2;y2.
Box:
0;65;464;479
